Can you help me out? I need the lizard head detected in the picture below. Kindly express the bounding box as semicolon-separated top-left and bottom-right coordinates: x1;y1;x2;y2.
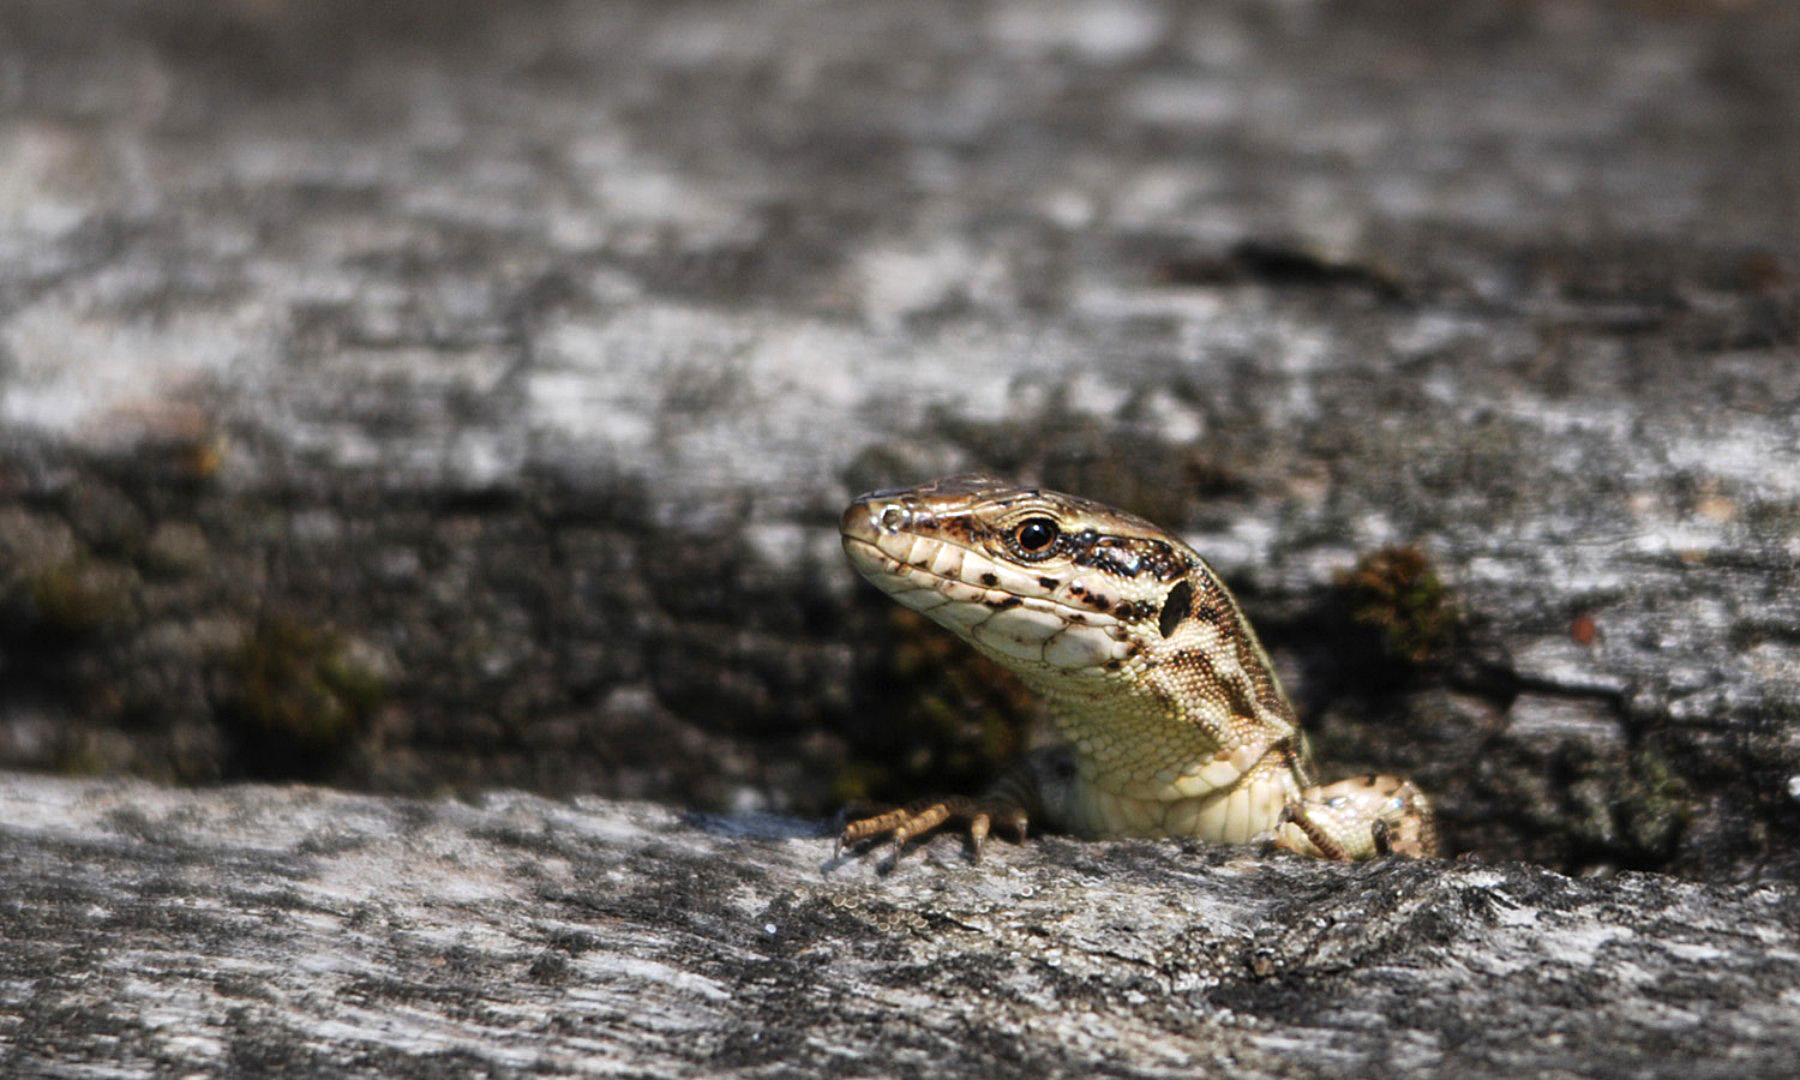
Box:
840;474;1196;679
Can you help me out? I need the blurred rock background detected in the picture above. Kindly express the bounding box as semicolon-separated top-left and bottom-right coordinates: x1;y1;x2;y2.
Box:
1;0;1797;880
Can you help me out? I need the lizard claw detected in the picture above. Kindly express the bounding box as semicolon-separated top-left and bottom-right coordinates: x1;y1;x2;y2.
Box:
840;796;1031;866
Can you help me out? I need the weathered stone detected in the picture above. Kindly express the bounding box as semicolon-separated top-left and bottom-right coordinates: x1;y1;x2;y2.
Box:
2;775;1796;1079
0;0;1797;886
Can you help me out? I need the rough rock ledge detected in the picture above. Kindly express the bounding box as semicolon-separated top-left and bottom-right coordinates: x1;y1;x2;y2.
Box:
2;773;1795;1078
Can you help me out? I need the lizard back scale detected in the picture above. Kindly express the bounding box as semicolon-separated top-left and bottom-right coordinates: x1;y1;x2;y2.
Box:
840;474;1438;861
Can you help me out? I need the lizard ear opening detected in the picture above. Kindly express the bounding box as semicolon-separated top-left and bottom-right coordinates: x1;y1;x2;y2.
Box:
1158;579;1193;638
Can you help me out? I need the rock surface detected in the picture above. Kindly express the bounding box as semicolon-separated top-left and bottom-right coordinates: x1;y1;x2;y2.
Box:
3;773;1797;1079
1;0;1797;884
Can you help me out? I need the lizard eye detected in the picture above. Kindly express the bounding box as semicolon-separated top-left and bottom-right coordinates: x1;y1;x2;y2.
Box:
1012;518;1059;553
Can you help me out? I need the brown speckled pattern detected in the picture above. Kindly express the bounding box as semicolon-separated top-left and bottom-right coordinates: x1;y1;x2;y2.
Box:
841;474;1438;860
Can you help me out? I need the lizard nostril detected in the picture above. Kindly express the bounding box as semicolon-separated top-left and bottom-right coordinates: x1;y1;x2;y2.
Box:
877;504;908;532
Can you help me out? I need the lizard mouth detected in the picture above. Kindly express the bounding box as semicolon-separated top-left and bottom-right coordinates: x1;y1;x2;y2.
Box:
841;533;1114;623
841;532;1132;671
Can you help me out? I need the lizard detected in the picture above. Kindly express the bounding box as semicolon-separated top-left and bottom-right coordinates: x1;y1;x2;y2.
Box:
838;473;1439;861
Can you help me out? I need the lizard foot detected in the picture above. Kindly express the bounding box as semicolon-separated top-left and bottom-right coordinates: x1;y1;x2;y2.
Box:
1276;774;1440;860
839;796;1030;864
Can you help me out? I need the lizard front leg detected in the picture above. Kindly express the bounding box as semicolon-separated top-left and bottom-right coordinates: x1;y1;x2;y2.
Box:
1276;774;1440;860
839;753;1046;862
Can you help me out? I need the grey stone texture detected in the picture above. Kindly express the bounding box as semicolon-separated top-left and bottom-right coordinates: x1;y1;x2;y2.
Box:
3;0;1797;868
4;775;1798;1079
0;0;1798;1072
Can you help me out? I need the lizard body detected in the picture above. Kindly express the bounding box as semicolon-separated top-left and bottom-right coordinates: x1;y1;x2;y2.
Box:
840;474;1438;860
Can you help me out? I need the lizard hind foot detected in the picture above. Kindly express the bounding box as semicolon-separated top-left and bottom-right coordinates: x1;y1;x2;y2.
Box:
839;796;1030;864
1276;774;1440;861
